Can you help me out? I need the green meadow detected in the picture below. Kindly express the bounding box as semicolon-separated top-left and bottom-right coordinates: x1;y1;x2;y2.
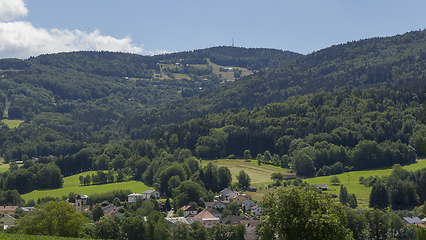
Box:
209;159;426;208
1;119;23;128
202;159;289;184
304;160;426;209
22;171;152;202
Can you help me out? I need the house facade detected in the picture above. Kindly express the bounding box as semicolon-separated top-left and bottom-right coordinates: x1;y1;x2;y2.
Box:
251;205;262;216
242;199;255;210
181;205;197;218
142;190;160;199
127;193;143;203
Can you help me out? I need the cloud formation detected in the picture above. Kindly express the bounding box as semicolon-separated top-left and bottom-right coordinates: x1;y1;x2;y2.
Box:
0;0;156;59
0;0;28;21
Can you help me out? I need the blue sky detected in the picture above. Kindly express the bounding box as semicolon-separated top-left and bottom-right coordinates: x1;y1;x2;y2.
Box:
1;0;426;59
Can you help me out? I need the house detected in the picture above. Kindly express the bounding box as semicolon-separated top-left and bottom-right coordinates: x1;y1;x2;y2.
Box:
221;215;249;225
283;174;297;179
251;205;262;216
403;217;424;225
105;209;122;222
0;215;16;229
102;204;118;214
181;205;197;218
165;217;198;227
205;201;227;209
80;195;89;204
242;199;255;210
219;188;233;200
192;209;220;222
142;190;160;199
127;193;143;203
240;220;260;240
0;206;19;217
233;194;247;205
247;186;257;192
21;207;34;212
206;208;222;220
313;184;329;191
225;191;240;200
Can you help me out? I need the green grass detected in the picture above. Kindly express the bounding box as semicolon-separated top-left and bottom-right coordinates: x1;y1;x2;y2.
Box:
0;164;10;173
2;119;23;128
304;160;426;209
22;171;152;201
208;62;252;80
208;159;426;208
202;159;289;184
0;233;93;240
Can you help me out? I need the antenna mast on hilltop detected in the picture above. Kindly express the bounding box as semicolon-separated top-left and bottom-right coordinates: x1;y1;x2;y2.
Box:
232;38;234;47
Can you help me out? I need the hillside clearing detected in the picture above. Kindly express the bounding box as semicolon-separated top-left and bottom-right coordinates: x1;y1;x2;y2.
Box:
2;119;23;128
22;171;152;201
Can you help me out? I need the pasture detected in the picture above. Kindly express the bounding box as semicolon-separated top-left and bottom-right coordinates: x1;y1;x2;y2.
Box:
304;159;426;208
209;158;426;208
208;62;252;80
202;159;289;184
2;119;23;128
22;171;152;202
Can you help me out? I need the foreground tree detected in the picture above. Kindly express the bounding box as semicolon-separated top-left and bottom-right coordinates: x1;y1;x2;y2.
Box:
19;201;87;237
258;185;352;240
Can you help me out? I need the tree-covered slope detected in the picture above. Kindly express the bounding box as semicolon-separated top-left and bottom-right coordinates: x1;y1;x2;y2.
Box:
123;30;426;137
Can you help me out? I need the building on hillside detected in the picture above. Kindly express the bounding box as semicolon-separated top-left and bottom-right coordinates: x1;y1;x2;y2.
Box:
181;205;197;218
219;188;233;200
247;186;257;192
205;201;227;209
128;193;143;203
102;204;118;214
225;191;240;200
142;190;160;199
242;199;255;210
80;195;89;204
251;205;262;217
233;194;247;205
313;184;329;191
0;215;16;229
283;174;297;179
0;206;19;217
21;207;34;213
192;209;220;222
403;217;424;225
206;208;222;220
165;217;198;227
220;215;249;225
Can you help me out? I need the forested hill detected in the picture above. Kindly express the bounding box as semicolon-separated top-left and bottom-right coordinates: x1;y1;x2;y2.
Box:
0;46;300;164
26;46;301;78
123;30;426;136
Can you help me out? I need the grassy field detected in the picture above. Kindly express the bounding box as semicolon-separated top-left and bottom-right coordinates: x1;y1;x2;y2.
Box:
202;159;289;184
208;159;426;208
208;62;252;80
0;233;93;240
304;159;426;209
22;171;152;201
2;119;23;128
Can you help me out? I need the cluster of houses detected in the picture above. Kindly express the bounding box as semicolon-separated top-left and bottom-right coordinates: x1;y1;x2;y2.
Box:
165;188;262;240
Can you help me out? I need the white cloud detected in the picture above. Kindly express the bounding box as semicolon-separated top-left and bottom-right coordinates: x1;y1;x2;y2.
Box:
0;0;28;21
0;21;149;59
0;0;166;59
